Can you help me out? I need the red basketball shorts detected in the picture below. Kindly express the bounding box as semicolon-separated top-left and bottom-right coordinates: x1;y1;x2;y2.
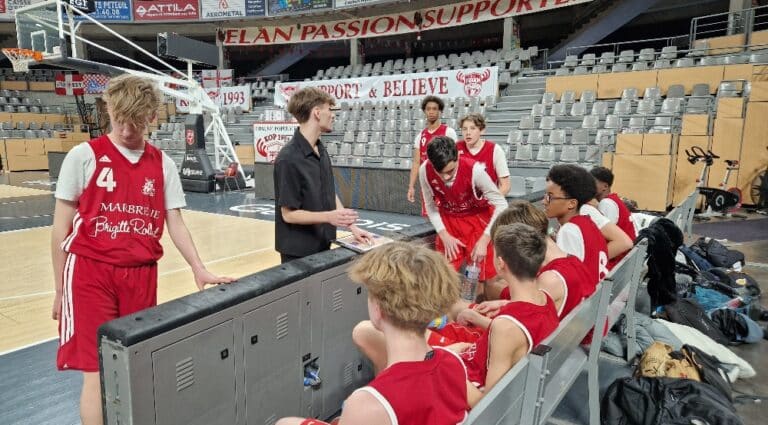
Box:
57;253;158;372
434;209;497;281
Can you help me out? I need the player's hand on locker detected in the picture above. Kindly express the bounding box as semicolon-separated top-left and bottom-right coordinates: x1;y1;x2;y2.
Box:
193;267;236;291
438;230;466;261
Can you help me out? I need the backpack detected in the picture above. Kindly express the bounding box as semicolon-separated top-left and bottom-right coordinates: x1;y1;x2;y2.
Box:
662;298;731;345
679;245;714;271
691;237;746;269
681;344;734;402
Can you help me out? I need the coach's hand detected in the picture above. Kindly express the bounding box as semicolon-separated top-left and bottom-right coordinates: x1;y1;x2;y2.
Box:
194;267;236;291
51;290;62;321
327;208;359;227
439;231;466;261
407;186;416;203
470;234;491;263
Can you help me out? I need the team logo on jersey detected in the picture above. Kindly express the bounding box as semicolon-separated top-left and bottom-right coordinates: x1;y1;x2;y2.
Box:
98;155;111;163
142;178;156;197
456;69;492;97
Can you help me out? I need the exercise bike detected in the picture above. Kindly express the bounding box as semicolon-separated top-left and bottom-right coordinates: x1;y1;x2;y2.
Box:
685;146;745;220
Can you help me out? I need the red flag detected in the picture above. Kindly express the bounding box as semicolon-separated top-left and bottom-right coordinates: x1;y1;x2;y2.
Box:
55;73;85;96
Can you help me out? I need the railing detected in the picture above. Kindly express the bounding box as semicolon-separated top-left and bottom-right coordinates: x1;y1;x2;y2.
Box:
563;35;690;61
690;4;768;48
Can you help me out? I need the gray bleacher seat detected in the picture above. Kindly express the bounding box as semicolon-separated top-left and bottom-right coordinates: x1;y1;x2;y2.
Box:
555;68;570;76
581;53;596;66
515;143;532;161
653;59;671;69
651;116;674;132
571;128;589;145
381;158;396;168
611;63;628;72
675;58;695;67
621;88;639;101
604;114;622;129
643;87;661;101
550;103;566;116
638;48;655;62
531;103;546;117
398;132;412;145
699;56;721;66
666;84;685;99
580;90;596;104
541;92;556;106
398;144;412;158
499;72;513;88
599;51;615;64
507;129;524;145
370;131;382;145
585;145;602;162
718;82;741;97
518;115;534;130
618;50;635;63
628;116;646;131
548;129;566;145
399;158;412;169
349;157;364;167
560;145;580;162
342;130;355;143
560;90;576;105
596;129;615;146
539;116;556;130
723;54;748;65
660;46;678;60
527;130;544;144
661;98;683;114
691;83;710;97
339;143;352;156
631;62;648;71
352;144;366;156
581;115;599;129
570;102;587;117
592;65;608;74
564;55;578;68
367;143;380;157
326;142;338;156
636;99;656;115
382;144;396;157
573;66;589;75
591;101;608;117
508;176;527;197
536;145;556;162
613;100;632;116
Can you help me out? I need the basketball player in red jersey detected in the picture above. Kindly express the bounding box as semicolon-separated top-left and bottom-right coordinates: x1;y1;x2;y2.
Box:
475;201;594;320
51;75;234;425
277;242;469;425
543;164;610;285
591;166;637;268
456;113;511;196
407;96;458;213
420;136;507;295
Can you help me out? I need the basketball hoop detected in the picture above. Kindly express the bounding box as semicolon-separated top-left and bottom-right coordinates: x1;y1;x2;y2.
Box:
2;48;43;73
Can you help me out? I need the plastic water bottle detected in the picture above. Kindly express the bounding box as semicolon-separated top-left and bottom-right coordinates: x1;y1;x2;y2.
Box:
461;261;481;301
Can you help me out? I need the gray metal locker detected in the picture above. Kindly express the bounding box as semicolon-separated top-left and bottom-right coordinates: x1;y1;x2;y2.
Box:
151;320;236;425
318;275;372;417
243;292;303;425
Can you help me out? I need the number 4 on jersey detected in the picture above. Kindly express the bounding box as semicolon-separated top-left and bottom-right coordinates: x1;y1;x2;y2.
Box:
96;167;117;192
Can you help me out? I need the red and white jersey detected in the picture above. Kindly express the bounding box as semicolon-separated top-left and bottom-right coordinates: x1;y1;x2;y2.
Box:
456;140;499;184
539;256;596;319
558;215;609;285
355;347;469;425
426;156;490;216
418;124;450;163
461;294;559;387
61;136;165;266
605;193;637;270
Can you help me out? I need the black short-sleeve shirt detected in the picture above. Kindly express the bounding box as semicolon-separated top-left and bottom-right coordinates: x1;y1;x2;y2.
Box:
274;128;336;257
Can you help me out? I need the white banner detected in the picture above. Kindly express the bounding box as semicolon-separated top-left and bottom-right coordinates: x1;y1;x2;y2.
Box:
202;69;233;87
224;0;592;45
200;0;246;19
253;122;296;163
274;66;497;107
176;85;251;112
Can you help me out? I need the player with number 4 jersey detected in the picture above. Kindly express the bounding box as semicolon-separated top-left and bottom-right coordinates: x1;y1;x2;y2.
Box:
51;75;233;425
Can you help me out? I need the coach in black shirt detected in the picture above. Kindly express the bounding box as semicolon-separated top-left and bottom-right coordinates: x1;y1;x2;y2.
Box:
274;88;372;263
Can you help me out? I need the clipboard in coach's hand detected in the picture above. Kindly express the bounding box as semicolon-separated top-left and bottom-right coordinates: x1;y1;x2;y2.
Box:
333;232;394;253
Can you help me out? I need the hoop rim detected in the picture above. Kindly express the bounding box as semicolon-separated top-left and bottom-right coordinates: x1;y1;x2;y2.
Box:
2;47;44;61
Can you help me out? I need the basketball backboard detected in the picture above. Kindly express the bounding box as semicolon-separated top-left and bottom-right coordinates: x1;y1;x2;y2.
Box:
14;0;67;59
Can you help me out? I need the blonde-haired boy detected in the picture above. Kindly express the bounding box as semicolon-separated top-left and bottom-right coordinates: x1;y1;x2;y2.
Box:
278;242;469;425
52;74;233;425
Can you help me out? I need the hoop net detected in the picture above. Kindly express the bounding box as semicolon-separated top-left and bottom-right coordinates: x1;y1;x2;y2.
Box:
2;48;43;73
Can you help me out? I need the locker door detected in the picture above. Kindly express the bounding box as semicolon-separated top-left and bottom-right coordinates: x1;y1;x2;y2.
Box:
152;320;235;425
